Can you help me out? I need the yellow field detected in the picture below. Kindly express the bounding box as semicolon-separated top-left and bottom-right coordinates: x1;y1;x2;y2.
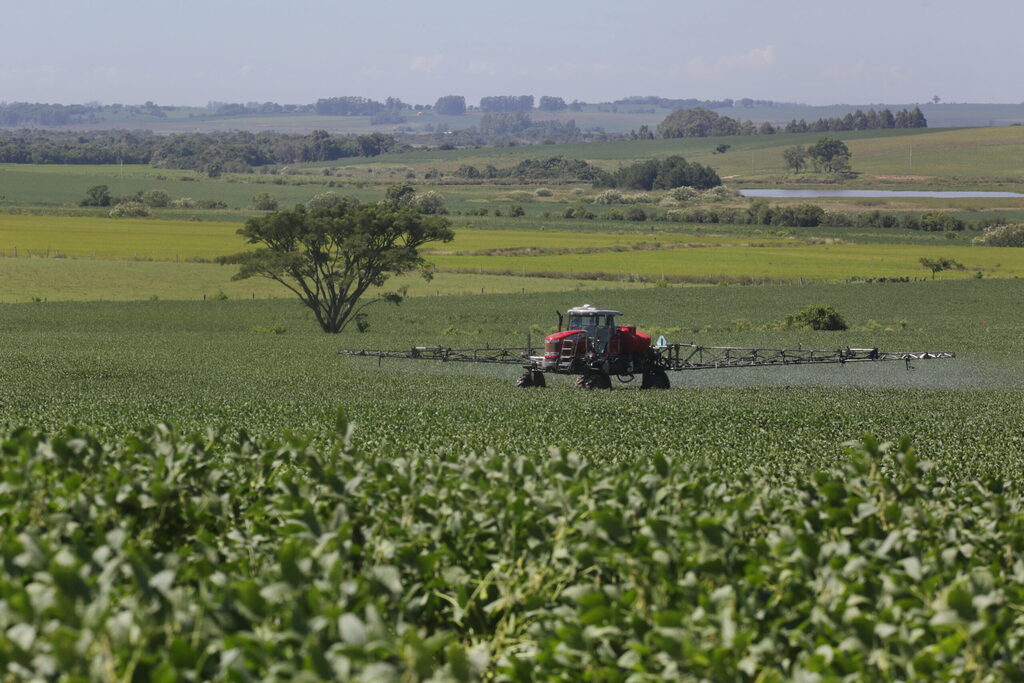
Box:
0;257;643;303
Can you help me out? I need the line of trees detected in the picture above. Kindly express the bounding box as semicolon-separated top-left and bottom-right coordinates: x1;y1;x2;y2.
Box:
0;130;404;172
598;156;721;191
784;108;927;133
479;96;535;113
452;156;610;183
657;107;927;139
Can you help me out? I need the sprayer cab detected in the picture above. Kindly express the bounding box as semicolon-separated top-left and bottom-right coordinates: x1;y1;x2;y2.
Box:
539;304;654;375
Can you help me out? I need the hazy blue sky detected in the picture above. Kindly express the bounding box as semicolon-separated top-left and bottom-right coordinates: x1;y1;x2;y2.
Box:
2;0;1021;106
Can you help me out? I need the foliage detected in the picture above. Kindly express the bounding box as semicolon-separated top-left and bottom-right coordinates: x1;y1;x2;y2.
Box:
140;189;171;208
250;192;279;211
79;184;112;207
973;223;1024;247
479;95;534;113
807;137;853;174
786;304;849;330
221;194;453;333
1;422;1023;679
920;211;965;232
919;256;965;279
783;145;809;173
538;96;568;112
656;107;759;139
452;157;608;184
0;129;401;170
434;95;467;115
603;155;721;191
784;107;927;133
108;201;150;218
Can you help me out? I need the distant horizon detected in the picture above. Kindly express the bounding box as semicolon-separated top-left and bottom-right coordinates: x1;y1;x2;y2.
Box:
1;96;1015;110
2;0;1020;108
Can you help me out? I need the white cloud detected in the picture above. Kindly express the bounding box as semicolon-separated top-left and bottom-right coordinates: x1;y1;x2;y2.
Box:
410;55;444;73
682;46;777;80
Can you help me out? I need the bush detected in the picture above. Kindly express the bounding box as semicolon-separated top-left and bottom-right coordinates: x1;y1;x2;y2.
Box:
593;189;624;205
171;197;195;208
786;304;848;331
670;186;698;201
973;223;1024;247
920;211;964;232
626;207;647;222
413;191;448;215
307;191;342;208
534;188;553;197
508;203;525;217
251;193;279;211
80;184;112;207
196;199;227;209
141;189;170;208
108;201;150;218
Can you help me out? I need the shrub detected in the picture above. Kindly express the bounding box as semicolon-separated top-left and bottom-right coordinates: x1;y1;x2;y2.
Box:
670;186;698;201
196;199;227;209
108;201;150;218
413;191;448;215
534;188;553;197
786;304;848;331
307;191;342;208
920;211;964;232
593;189;624;205
251;193;279;211
508;203;525;217
626;207;647;222
171;197;195;209
80;184;112;207
973;223;1024;247
141;189;171;208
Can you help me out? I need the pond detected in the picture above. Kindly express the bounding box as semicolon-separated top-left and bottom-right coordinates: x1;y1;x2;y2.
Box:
738;189;1024;199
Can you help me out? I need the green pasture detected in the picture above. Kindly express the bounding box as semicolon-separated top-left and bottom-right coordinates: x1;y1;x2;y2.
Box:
430;242;1024;282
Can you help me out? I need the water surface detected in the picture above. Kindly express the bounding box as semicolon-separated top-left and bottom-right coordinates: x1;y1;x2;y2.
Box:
739;189;1024;199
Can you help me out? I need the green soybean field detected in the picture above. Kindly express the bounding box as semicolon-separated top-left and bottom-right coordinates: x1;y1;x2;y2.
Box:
2;280;1024;679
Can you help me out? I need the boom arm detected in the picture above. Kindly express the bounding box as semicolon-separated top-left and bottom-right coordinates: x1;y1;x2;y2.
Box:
341;343;953;370
656;343;954;371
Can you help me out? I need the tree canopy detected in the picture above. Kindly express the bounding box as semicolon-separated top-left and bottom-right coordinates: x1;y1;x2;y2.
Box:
602;156;721;191
807;138;852;174
221;195;453;333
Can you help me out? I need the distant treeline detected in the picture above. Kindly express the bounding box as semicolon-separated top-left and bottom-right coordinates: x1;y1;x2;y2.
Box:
448;155;721;191
614;96;741;110
654;107;927;139
453;156;610;183
665;202;970;231
0;130;404;172
0;101;173;126
783;108;927;133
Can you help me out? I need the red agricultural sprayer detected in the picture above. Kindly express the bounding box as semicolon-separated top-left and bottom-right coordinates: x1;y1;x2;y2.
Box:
340;304;954;389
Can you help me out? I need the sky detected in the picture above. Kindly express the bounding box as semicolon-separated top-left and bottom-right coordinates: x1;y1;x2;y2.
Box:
2;0;1022;107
